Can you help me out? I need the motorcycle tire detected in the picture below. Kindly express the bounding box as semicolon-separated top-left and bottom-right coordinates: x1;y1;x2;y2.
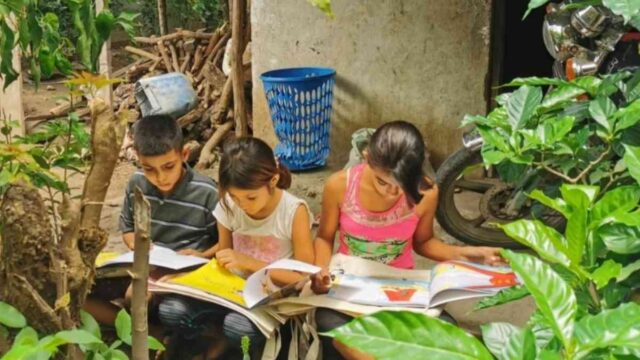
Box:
436;147;524;248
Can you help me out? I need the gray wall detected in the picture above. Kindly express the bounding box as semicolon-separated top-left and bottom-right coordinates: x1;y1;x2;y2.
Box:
251;0;491;166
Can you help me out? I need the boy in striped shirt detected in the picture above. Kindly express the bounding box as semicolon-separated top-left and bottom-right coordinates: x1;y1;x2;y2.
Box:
86;114;219;326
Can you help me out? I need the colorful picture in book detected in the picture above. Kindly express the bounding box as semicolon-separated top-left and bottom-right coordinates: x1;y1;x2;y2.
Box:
432;261;518;290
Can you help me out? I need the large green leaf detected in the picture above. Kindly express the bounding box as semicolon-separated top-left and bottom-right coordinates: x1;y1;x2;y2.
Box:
0;302;26;329
507;85;543;130
482;322;536;360
501;220;571;267
505;77;569;88
537;116;575;146
603;0;640;23
478;126;510;152
597;223;640;254
592;185;640;226
474;285;530;311
0;20;19;89
589;97;616;134
574;303;640;359
502;250;577;351
565;207;588;266
560;184;599;208
14;326;38;347
623;144;640;185
528;190;570;217
590;259;622;289
326;311;493;360
80;310;102;340
614;99;640;132
55;329;102;345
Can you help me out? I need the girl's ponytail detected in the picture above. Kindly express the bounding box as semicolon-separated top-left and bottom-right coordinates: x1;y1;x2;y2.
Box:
276;164;292;189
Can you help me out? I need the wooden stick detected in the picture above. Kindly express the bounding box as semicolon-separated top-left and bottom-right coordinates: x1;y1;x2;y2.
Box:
197;32;231;79
113;59;146;79
232;0;248;137
125;46;161;62
131;186;151;360
134;30;218;44
157;0;168;35
149;59;162;72
211;74;233;125
180;51;192;73
156;41;174;72
169;43;180;72
196;121;234;170
178;107;206;127
191;46;205;73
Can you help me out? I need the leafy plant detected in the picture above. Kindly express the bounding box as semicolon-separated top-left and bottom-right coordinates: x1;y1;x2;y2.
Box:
0;301;163;359
464;72;640;200
241;335;250;360
0;0;137;88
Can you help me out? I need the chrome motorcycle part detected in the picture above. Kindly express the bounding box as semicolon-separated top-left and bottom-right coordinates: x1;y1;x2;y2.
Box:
571;6;608;38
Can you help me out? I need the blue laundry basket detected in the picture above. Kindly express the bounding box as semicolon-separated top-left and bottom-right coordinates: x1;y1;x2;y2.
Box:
261;67;336;170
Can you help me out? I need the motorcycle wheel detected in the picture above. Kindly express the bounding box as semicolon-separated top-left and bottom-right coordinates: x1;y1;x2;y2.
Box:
436;147;524;248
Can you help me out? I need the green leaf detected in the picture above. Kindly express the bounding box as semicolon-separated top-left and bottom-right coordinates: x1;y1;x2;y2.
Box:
541;84;587;109
147;335;165;351
574;302;640;359
501;220;571;267
592;185;640;226
537;116;575;146
326;311;493;360
589;97;616;134
603;0;640;23
501;250;577;351
597;223;640;254
614;99;640;132
474;285;530;311
617;259;640;282
560;184;599;207
0;301;27;328
0;20;19;89
528;190;570;217
478;126;510;152
308;0;335;18
507;85;543;130
80;310;102;340
116;12;139;40
115;309;132;345
15;326;38;346
565;207;588;266
55;329;102;345
0;345;34;360
590;260;623;289
504;77;568;88
623;144;640;185
524;0;550;18
110;349;129;360
481;149;508;165
481;323;536;360
95;10;116;44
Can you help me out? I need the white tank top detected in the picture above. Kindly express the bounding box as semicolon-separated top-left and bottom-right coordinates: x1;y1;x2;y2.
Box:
213;190;312;264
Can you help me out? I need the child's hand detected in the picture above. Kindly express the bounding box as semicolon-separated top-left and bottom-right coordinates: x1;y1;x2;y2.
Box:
178;248;207;258
216;249;252;272
459;246;506;266
310;268;332;294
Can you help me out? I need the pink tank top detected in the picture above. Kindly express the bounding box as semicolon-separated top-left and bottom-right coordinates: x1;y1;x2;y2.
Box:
337;164;420;269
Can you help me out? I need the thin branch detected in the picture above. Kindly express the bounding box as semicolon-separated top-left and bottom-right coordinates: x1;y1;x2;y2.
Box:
537;147;611;184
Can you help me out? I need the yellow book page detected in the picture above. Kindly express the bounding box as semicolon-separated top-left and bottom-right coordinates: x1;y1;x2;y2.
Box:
169;259;246;306
95;252;121;267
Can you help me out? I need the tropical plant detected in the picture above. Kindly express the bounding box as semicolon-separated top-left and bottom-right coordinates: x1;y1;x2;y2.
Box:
462;72;640;215
0;0;137;87
0;301;164;359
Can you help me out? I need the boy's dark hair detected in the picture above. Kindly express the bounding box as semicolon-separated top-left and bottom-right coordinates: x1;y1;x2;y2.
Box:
219;137;292;210
367;120;433;206
133;115;183;156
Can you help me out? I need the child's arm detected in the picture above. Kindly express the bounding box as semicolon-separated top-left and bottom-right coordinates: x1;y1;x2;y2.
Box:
178;243;219;258
123;232;135;250
269;204;315;285
215;222;269;272
314;172;344;268
413;186;504;265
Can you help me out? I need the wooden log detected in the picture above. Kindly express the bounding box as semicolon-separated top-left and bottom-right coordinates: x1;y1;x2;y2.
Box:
149;59;162;72
197;32;231;79
169;43;180;72
211;74;233;125
125;46;161;62
179;51;192;73
130;187;151;360
113;59;146;79
190;46;205;74
25;107;91;122
231;0;248;137
178;107;206;127
156;41;174;72
196;121;234;170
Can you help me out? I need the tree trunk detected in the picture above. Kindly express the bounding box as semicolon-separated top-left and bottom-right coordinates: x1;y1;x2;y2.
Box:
157;0;168;36
131;187;151;360
231;0;248;137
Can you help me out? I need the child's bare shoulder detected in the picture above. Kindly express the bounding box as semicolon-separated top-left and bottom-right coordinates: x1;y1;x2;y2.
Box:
323;170;348;199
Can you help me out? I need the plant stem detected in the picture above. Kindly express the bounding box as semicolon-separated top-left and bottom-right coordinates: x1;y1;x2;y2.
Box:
63;94;75;185
46;185;61;245
537;146;611;184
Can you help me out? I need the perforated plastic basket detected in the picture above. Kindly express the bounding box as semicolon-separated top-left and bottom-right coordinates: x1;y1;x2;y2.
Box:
260;67;336;170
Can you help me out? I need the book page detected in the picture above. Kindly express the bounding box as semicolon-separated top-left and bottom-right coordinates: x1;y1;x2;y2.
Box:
328;274;431;307
168;259;247;306
428;261;520;307
97;246;208;270
243;259;321;309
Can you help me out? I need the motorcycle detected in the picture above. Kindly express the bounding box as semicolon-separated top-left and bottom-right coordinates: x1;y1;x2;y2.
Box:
436;2;640;247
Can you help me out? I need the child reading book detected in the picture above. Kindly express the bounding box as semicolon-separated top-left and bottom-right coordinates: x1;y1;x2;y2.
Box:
311;121;505;359
85;114;219;328
158;137;314;359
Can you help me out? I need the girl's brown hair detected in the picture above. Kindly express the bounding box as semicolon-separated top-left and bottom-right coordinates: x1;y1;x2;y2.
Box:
219;137;292;210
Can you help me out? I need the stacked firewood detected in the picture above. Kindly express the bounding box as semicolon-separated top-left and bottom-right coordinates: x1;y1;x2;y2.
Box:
115;22;251;169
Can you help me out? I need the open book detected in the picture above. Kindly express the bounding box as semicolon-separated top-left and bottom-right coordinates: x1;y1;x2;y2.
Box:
328;260;520;308
148;258;320;336
96;246;208;271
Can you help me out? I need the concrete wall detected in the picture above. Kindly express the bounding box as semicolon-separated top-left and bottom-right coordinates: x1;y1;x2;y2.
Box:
251;0;492;167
